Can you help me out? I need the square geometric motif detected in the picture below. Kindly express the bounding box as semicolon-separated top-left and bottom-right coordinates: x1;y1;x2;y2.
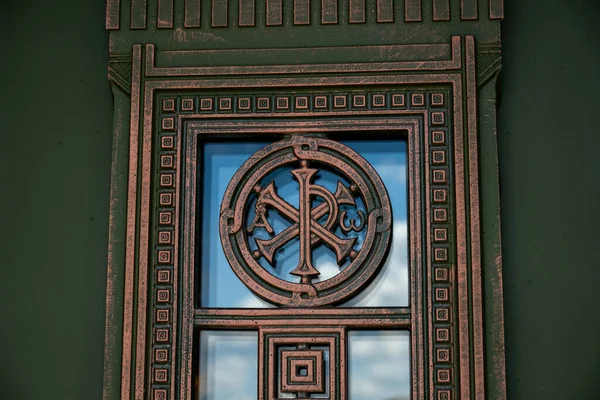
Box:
260;327;344;400
333;95;347;108
160;155;174;169
435;287;449;302
155;348;169;363
436;348;451;363
155;328;170;342
158;231;172;244
432;150;446;165
433;170;447;183
200;98;213;111
432;130;446;144
276;97;290;110
295;96;309;110
157;269;171;283
162;99;175;112
437;369;451;384
159;193;173;206
157;250;171;264
372;94;386;107
159;212;172;225
154;368;168;383
257;97;270;110
432;111;445;125
433;189;447;203
161;136;175;149
314;95;328;109
392;93;406;107
219;97;232;111
156;309;170;323
353;94;366;107
157;289;171;303
435;267;449;282
434;247;448;261
434;228;448;242
153;388;168;400
431;93;445;106
437;389;452;400
290;358;314;383
238;97;252;110
161;117;175;131
436;327;451;342
411;93;425;106
433;208;447;222
160;174;173;187
280;349;323;392
436;307;450;322
181;98;195;111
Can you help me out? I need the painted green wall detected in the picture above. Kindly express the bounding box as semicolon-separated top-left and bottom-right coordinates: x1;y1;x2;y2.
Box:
499;1;600;398
1;0;598;399
1;1;112;399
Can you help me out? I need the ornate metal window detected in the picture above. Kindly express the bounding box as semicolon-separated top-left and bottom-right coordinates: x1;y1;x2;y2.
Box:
103;1;506;399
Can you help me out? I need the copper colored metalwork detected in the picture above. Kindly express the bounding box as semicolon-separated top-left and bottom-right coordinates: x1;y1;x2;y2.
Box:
104;3;507;393
220;136;392;307
106;0;503;29
260;327;346;400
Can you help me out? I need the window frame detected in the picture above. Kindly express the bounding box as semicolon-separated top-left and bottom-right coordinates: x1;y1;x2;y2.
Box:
104;35;504;400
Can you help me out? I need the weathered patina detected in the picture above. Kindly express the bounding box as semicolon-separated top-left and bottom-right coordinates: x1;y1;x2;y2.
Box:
103;1;506;399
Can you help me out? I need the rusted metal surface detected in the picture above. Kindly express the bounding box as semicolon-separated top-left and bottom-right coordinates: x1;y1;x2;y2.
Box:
143;38;462;77
163;73;453;399
182;116;422;399
104;0;506;393
107;0;505;29
220;136;392;307
113;61;493;399
259;327;346;400
466;36;486;398
118;44;142;400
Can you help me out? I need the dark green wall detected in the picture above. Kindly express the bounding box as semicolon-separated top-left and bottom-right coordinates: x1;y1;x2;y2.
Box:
1;0;598;399
499;1;600;398
1;1;112;399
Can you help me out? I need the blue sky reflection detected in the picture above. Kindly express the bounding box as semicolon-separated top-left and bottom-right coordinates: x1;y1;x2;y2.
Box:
200;139;408;308
198;331;258;400
348;331;411;400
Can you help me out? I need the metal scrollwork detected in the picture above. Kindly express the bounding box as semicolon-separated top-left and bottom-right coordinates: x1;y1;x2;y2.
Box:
220;135;392;306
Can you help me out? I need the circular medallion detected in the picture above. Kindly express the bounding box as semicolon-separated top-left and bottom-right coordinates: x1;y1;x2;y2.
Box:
219;136;392;306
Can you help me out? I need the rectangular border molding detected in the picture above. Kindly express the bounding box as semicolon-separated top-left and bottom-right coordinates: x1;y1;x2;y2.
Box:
103;35;506;400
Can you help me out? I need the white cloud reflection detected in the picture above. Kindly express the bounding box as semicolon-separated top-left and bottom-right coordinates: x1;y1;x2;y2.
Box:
234;220;409;308
376;164;407;186
237;294;273;308
349;331;411;400
342;221;409;307
198;331;411;400
199;332;258;400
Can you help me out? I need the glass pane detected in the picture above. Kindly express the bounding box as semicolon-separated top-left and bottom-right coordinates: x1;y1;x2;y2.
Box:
348;331;411;400
342;140;409;307
200;138;407;308
200;142;273;308
198;331;258;400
